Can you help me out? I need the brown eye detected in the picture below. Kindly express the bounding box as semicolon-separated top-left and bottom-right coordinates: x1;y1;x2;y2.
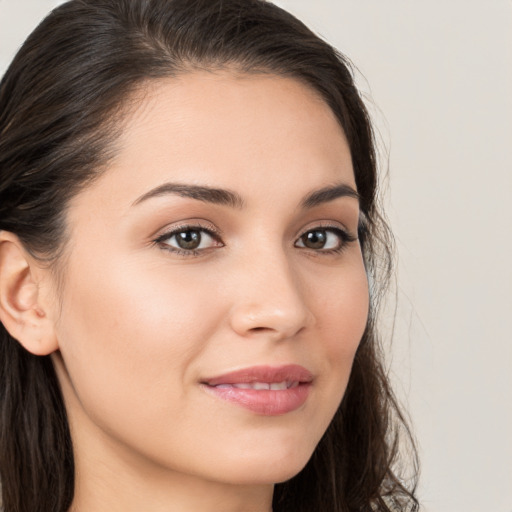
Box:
301;230;328;249
157;227;220;253
175;230;202;250
295;227;350;252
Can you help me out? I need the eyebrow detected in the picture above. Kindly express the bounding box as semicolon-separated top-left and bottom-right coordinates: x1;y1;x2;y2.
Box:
132;181;359;209
300;183;360;208
132;183;245;208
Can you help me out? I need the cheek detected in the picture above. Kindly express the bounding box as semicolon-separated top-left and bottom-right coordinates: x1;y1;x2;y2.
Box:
55;254;223;430
307;258;369;408
324;275;369;358
312;256;369;354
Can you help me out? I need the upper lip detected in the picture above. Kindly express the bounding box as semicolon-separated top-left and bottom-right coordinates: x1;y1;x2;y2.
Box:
202;364;314;386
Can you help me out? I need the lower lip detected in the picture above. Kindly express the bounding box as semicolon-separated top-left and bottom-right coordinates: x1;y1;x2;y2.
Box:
202;383;311;415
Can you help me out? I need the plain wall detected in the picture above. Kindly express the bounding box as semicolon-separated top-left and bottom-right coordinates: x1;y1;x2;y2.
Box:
1;1;511;511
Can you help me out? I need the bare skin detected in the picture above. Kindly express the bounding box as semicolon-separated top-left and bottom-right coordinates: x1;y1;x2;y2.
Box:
0;72;368;511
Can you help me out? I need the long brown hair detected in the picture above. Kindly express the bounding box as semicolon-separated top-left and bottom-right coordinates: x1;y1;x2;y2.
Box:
0;1;419;510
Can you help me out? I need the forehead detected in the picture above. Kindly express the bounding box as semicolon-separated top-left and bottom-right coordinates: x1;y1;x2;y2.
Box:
71;71;355;214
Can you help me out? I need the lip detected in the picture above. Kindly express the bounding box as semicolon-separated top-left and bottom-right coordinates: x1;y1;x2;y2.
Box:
201;364;313;416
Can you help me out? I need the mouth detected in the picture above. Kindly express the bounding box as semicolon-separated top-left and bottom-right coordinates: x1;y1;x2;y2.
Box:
201;364;313;416
213;381;300;390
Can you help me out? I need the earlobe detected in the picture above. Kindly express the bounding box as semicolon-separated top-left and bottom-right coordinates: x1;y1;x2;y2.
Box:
0;231;59;356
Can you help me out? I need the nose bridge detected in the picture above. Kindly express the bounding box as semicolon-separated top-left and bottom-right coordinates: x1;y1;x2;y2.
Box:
228;243;313;339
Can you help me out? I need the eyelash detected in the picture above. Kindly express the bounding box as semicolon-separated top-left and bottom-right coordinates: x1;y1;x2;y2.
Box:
153;223;357;257
296;224;358;255
153;223;222;257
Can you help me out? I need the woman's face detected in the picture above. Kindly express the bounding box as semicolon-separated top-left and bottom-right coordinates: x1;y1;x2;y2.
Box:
51;72;369;487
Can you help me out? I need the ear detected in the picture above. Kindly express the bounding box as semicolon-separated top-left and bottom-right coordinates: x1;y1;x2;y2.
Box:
0;231;59;355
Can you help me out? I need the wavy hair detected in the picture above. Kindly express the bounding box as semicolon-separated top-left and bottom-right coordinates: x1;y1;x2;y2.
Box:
0;1;419;510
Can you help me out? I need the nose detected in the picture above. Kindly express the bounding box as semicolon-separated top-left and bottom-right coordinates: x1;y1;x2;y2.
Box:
228;252;314;341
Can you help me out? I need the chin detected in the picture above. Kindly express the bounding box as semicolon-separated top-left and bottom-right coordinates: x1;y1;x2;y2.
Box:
213;444;315;486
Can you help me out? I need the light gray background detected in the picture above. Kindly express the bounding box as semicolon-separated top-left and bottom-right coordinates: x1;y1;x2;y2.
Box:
1;1;511;511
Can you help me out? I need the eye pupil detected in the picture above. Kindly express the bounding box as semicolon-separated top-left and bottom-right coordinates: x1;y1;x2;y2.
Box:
176;230;201;250
303;230;327;249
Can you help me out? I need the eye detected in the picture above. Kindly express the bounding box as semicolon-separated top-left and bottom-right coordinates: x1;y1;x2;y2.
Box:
295;227;355;252
155;226;222;254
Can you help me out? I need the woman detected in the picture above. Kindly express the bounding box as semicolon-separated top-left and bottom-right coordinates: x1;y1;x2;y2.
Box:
0;0;418;511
